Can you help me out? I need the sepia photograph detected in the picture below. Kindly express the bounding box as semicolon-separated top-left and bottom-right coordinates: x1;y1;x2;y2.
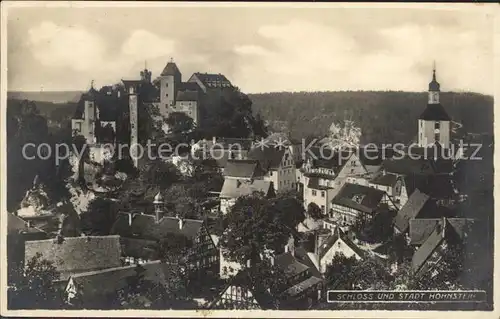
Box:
1;2;498;317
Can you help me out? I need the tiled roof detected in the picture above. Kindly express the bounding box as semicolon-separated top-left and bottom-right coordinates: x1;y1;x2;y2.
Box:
294;247;321;278
25;235;122;280
283;276;323;297
274;252;309;277
161;62;181;77
409;218;476;246
219;179;273;199
178;82;201;91
393;189;431;233
69;261;178;300
247;147;286;171
411;221;445;274
193;73;231;86
219;138;254;150
409;218;440;245
223;159;263;179
419;104;450;121
332;183;386;214
307;177;333;191
119;237;159;260
370;172;399;187
177;90;198;102
111;214;203;242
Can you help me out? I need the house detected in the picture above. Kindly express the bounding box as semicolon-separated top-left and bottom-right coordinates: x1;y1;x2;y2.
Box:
300;147;368;215
64;260;180;307
330;182;397;226
368;171;408;208
110;196;219;281
209;239;323;310
315;226;365;273
24;235;123;281
411;217;466;280
192;137;253;172
219;179;274;215
247;145;296;192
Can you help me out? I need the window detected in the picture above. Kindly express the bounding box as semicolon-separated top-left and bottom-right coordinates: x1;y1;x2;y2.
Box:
321;205;325;213
435;121;440;129
312;190;317;196
166;93;169;97
166;83;168;87
321;191;325;198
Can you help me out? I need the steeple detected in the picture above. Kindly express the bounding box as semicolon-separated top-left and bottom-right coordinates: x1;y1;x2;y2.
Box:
428;62;440;104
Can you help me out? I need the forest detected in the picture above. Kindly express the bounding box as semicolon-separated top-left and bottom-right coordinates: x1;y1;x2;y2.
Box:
249;91;494;144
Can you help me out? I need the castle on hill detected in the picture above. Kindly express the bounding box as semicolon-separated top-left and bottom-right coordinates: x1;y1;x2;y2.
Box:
71;59;235;167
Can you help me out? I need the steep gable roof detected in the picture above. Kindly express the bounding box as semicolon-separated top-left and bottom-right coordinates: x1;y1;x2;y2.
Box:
318;226;365;260
161;62;181;77
223;159;264;179
219;179;272;199
274;252;309;277
393;189;431;233
409;217;476;246
332;183;386;214
305;147;352;170
370;172;399;188
247;147;286;171
25;235;122;280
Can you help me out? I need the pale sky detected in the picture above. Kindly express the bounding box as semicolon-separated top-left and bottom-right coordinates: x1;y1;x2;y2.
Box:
6;4;496;94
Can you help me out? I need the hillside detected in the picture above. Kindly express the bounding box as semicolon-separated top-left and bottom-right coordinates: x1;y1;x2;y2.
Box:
8;91;83;104
249;91;494;144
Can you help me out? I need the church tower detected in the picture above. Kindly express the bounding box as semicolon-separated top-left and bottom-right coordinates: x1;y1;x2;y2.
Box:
418;65;451;148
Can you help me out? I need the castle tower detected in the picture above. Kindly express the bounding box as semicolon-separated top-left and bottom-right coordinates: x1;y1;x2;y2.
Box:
122;80;140;167
159;58;182;118
83;82;98;144
140;61;152;83
418;65;451;149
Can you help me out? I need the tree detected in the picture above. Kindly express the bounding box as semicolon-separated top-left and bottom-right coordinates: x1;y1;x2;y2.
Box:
307;202;323;220
8;253;62;309
80;197;118;235
166;112;195;134
138;159;182;190
220;192;304;265
324;254;359;289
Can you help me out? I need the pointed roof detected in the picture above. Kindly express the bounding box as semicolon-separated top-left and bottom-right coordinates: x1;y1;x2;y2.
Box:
318;226;365;260
428;67;440;92
419;103;450;121
393;189;431;233
161;61;181;77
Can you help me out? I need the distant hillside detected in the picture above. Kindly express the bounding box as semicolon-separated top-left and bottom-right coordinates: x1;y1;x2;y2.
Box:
8;91;83;104
249;91;494;145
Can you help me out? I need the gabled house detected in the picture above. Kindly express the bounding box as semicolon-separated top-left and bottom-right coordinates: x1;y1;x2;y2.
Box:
369;171;408;208
110;208;219;279
247;145;296;192
300;147;369;215
330;182;397;226
24;235;123;281
315;226;365;273
209;239;323;310
219;179;274;215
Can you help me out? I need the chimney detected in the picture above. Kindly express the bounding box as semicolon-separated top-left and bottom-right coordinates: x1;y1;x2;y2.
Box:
270;255;275;266
212;136;217;144
246;259;251;268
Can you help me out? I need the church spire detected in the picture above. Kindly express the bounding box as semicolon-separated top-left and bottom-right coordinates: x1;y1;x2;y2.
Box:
428;62;440;104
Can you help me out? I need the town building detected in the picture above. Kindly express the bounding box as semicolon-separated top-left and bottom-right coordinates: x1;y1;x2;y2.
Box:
219;179;275;215
247;146;296;192
315;225;365;273
330;182;397;226
110;193;219;280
